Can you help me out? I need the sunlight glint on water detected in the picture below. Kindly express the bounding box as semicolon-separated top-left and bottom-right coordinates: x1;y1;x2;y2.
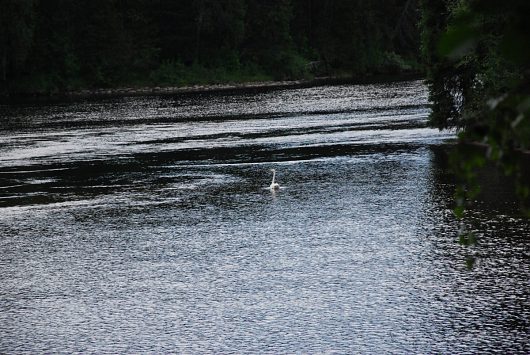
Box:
0;80;529;353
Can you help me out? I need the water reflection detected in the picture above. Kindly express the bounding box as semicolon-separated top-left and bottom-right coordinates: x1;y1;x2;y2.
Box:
0;81;528;353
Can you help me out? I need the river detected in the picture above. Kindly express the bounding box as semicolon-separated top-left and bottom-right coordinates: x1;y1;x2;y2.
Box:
0;80;528;353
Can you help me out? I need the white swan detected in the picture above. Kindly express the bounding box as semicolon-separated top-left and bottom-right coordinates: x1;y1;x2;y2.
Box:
269;169;280;190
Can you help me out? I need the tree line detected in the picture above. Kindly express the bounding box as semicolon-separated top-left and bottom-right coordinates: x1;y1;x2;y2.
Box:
0;0;420;95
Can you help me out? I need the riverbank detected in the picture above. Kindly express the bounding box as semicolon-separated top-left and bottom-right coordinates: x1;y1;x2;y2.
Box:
2;72;423;103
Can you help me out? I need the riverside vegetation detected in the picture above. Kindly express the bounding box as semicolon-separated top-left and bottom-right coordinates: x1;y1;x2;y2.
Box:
420;0;530;216
0;0;420;95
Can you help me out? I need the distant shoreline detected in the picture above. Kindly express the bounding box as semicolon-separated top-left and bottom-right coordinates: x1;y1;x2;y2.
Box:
2;73;423;103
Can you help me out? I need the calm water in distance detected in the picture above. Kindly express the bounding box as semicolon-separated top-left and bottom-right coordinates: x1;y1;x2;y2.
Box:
0;80;529;353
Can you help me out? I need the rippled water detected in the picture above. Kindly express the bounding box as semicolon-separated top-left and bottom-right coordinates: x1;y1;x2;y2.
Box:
1;80;529;353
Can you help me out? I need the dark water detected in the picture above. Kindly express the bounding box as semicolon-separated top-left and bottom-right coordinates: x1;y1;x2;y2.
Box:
1;81;529;354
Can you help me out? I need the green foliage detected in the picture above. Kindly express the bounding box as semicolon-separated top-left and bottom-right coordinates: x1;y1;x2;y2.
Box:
2;0;423;96
149;61;189;86
459;232;477;246
420;0;530;217
149;60;272;87
465;255;476;270
0;0;37;91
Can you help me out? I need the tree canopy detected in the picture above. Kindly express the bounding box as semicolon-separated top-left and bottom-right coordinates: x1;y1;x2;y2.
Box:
420;0;530;215
0;0;421;95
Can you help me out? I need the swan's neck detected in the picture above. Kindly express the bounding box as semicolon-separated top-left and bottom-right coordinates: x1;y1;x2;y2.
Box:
271;171;276;185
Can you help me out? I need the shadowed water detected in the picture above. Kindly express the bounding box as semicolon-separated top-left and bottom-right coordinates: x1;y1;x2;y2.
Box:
1;80;529;353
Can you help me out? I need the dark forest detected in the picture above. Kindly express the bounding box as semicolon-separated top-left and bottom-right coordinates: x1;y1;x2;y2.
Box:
1;0;421;94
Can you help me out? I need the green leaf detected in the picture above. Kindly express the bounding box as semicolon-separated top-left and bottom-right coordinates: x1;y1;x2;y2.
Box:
459;232;477;246
454;205;465;219
438;24;478;60
465;255;476;270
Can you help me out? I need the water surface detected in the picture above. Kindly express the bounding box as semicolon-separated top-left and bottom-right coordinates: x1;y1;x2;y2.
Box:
1;80;528;353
